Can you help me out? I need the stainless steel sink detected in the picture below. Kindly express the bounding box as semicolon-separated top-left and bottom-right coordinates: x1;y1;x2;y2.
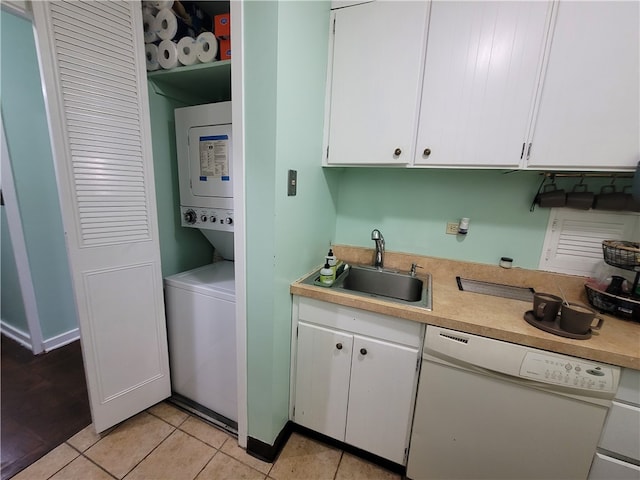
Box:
303;264;432;310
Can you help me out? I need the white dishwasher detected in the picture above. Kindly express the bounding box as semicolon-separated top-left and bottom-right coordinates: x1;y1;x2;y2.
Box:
588;368;640;479
407;326;620;480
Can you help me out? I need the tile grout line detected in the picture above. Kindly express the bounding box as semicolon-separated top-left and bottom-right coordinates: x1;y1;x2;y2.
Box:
333;451;345;480
177;426;228;449
146;407;190;429
39;442;118;480
78;452;119;480
116;417;178;480
38;442;79;480
192;448;220;480
173;412;274;476
216;435;274;477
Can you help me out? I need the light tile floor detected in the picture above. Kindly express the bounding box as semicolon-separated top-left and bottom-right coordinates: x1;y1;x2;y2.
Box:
12;402;401;480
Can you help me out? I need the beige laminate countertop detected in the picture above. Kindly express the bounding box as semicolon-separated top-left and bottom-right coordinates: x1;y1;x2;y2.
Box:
291;246;640;370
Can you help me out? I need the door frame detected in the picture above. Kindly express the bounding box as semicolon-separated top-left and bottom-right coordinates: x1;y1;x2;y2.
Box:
0;114;44;354
230;0;248;449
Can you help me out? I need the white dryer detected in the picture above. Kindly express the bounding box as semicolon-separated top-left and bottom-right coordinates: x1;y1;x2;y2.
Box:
175;101;234;260
164;261;237;429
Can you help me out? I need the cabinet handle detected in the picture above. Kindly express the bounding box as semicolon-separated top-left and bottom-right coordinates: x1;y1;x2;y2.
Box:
423;148;431;156
394;148;402;156
360;348;367;355
336;343;343;350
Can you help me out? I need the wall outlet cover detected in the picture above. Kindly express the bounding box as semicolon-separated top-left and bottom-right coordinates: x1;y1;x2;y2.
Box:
446;222;459;235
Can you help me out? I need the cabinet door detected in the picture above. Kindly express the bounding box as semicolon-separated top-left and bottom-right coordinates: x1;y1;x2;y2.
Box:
527;2;639;170
414;1;550;167
345;335;419;464
293;322;353;441
326;1;429;165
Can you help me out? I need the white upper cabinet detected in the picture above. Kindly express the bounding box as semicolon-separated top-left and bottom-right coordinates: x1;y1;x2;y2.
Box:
414;2;550;167
325;1;429;165
324;1;639;171
526;1;640;171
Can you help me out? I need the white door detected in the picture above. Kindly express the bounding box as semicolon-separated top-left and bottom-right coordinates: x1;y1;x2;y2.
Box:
31;0;170;432
527;1;640;170
414;1;550;167
326;1;429;165
294;322;352;441
345;335;419;464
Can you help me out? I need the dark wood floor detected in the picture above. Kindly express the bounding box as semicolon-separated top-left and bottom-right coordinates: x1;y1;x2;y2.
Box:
1;335;91;480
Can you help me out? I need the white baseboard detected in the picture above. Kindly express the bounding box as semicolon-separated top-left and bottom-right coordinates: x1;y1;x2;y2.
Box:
1;320;32;350
1;321;80;353
43;328;80;352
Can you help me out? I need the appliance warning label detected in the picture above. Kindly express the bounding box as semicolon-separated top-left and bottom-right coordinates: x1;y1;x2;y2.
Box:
199;135;230;181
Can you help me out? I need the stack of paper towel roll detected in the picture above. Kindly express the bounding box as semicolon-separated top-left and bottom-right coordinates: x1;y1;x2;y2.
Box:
143;1;218;71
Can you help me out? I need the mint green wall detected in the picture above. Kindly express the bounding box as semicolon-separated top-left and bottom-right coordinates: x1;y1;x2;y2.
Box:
1;208;28;332
334;169;637;269
244;1;334;445
147;86;214;277
335;169;549;268
1;11;77;339
244;0;280;446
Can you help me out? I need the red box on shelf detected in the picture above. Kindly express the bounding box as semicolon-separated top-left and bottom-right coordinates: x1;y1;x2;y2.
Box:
219;38;231;60
214;13;230;39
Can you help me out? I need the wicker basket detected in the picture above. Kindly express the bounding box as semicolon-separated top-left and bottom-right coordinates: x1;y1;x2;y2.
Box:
585;283;640;321
602;240;640;270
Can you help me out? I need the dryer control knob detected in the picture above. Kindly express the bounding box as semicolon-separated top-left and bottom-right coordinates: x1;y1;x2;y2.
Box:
225;217;233;225
200;215;207;222
184;209;197;224
210;216;217;223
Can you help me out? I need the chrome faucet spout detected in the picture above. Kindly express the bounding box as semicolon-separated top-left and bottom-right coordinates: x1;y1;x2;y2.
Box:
371;229;385;269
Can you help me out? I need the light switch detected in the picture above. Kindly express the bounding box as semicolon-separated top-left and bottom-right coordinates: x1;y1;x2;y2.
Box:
288;170;297;196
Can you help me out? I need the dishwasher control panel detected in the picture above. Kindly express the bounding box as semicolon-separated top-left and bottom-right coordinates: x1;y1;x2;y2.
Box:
520;352;617;393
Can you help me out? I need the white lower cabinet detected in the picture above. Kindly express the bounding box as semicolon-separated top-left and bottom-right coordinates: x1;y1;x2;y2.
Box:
294;322;353;441
291;297;423;465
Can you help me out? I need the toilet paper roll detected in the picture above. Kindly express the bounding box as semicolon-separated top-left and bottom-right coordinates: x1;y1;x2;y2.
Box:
157;39;179;70
195;32;218;64
145;43;160;71
177;36;198;66
154;7;196;41
154;8;178;40
143;12;158;43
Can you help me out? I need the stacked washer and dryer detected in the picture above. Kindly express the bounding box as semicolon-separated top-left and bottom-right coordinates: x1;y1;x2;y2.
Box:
164;102;237;432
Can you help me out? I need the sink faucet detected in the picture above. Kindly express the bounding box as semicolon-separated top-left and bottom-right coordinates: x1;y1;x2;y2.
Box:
371;229;385;269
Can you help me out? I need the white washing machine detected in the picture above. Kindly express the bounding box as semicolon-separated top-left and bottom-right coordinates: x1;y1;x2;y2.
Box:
165;102;237;431
164;261;237;429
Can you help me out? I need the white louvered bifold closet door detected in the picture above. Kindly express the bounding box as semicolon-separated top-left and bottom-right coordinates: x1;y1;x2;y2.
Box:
31;0;170;432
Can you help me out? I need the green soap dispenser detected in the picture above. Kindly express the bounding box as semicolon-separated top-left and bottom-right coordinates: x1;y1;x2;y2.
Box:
320;261;334;285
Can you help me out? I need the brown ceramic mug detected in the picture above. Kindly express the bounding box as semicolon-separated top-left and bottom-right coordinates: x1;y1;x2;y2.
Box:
559;302;604;334
537;184;566;208
533;293;563;322
566;184;594;210
594;185;627;211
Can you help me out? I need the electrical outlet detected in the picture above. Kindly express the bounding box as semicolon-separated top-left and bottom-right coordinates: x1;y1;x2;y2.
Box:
446;222;459;235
